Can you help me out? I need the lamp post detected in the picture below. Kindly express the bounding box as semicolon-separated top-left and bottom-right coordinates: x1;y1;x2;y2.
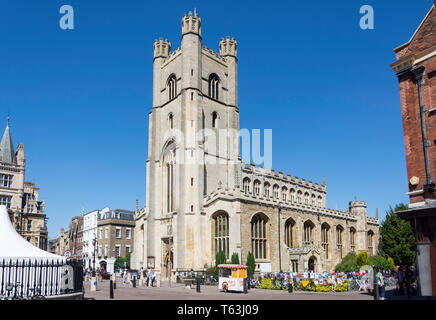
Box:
92;233;97;277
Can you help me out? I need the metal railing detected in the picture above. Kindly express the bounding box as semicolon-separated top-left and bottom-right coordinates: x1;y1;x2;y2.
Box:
0;259;83;299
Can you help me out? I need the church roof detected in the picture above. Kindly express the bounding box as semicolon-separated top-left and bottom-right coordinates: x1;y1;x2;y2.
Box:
0;119;17;165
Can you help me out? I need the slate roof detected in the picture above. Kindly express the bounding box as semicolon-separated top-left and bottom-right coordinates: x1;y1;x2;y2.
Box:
0;122;16;165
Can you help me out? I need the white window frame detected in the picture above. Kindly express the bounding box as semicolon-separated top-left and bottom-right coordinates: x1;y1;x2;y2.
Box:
115;227;121;239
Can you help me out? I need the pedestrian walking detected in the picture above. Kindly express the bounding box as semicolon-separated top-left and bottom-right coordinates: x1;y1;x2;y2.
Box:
122;269;127;285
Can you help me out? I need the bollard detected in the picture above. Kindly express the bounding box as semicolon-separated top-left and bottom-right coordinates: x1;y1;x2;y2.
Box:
110;280;114;299
288;281;293;293
90;276;97;292
248;279;251;290
243;278;248;294
133;276;136;288
196;277;201;293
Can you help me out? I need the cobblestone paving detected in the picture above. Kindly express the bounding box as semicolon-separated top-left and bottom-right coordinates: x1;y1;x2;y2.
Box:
83;278;375;300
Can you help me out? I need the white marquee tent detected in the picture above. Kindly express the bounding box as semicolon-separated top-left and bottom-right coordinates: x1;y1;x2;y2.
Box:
0;205;68;297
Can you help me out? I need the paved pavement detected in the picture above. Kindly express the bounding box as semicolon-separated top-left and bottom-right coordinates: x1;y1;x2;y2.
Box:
83;277;376;300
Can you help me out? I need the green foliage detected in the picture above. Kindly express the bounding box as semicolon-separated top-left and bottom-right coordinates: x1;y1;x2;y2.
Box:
335;253;358;272
213;251;227;279
115;252;131;270
369;255;395;271
231;252;240;264
246;251;256;279
379;204;415;265
356;251;369;269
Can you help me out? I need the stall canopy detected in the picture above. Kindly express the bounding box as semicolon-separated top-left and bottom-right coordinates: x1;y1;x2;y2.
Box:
0;205;65;261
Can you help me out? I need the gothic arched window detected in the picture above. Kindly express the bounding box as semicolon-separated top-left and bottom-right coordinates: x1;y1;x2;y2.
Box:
321;223;330;259
208;74;220;100
243;178;251;195
281;187;287;201
264;182;271;198
253;180;261;196
350;227;356;252
212;212;229;258
167;74;177;100
251;214;268;259
336;225;344;259
162;142;176;214
303;220;314;245
285;218;296;248
273;184;279;199
367;230;374;255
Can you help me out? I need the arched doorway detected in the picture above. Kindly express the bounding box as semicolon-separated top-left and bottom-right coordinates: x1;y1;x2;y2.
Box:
308;256;316;272
161;238;173;279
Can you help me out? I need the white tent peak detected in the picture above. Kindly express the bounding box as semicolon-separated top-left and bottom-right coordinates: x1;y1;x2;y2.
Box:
0;205;65;261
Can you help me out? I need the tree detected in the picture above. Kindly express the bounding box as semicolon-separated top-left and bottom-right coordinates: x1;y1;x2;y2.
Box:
231;252;240;264
115;252;131;270
379;203;415;265
213;251;227;279
246;251;256;279
356;251;369;269
335;253;358;272
369;255;395;271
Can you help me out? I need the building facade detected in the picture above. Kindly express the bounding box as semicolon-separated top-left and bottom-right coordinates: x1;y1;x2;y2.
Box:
82;207;109;270
0;118;48;250
96;209;135;273
391;1;436;296
67;215;83;260
131;13;379;277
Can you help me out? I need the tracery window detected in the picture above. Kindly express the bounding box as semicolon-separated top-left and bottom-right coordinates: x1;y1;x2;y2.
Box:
243;178;251;195
213;212;229;258
167;74;177;100
336;225;344;259
285;218;296;248
251;214;268;259
321;223;330;259
303;221;314;245
208;74;220;100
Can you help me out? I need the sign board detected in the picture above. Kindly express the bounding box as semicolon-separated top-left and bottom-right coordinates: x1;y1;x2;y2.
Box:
64;250;72;259
259;263;271;273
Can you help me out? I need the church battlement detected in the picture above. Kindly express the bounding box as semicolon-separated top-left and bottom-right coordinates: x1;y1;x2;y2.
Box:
219;36;237;58
182;11;202;38
241;162;326;192
348;200;367;208
153;38;171;60
202;45;226;62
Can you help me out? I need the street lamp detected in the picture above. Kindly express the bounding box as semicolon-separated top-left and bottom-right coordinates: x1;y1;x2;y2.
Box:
92;233;97;277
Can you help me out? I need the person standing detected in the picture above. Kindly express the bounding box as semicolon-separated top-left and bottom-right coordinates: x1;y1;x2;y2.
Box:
375;268;385;300
331;272;336;292
122;268;127;285
148;268;153;287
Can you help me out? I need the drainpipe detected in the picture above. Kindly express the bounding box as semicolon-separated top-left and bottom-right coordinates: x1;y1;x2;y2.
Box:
413;67;435;191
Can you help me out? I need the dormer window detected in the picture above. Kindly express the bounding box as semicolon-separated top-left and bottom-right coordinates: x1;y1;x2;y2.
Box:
167;74;177;100
208;74;219;100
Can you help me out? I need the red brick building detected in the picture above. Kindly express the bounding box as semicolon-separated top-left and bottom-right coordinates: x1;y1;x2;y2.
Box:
391;2;436;296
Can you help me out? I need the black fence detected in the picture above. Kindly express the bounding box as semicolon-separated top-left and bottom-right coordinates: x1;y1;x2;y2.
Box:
0;259;83;299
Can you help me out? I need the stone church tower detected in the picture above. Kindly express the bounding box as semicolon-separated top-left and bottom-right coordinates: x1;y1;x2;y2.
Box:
132;13;379;277
135;12;241;275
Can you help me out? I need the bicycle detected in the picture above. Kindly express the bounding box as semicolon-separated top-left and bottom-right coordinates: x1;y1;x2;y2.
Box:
2;282;25;300
28;288;46;300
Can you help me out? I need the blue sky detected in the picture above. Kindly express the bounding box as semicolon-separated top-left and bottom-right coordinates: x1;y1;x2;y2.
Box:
0;1;432;237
